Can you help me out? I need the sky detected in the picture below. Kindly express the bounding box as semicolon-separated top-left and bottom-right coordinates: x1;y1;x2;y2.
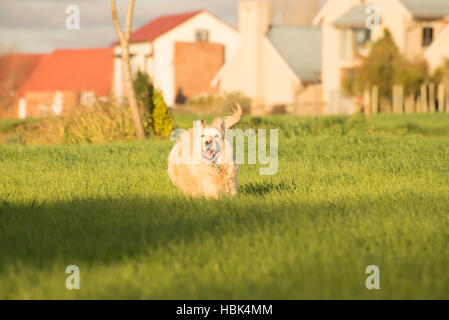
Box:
0;0;241;53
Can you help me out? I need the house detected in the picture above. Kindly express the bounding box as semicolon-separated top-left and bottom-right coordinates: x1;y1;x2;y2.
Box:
0;54;44;118
17;48;113;118
112;10;240;106
314;0;449;114
212;0;323;115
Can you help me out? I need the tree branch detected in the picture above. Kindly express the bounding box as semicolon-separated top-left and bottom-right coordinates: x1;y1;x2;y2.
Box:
124;0;136;42
110;0;125;44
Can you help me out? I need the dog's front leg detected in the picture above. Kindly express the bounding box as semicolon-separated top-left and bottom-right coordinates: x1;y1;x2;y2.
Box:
227;164;239;196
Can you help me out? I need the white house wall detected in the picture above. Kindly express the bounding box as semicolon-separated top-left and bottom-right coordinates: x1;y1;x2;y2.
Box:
113;11;239;106
318;0;360;107
426;24;449;72
152;11;240;106
113;42;152;97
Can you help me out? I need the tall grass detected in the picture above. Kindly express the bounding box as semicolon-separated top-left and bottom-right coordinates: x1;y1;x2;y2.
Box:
10;101;136;145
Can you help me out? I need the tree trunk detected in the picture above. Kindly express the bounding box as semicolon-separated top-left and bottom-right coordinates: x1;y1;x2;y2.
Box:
110;0;145;139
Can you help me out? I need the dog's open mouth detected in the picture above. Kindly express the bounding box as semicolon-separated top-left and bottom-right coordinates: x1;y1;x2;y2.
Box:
202;141;218;161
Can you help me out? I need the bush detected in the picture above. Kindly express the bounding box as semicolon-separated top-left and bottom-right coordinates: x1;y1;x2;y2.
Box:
433;58;449;84
133;71;173;137
186;92;251;114
152;88;173;137
343;29;429;99
13;101;136;145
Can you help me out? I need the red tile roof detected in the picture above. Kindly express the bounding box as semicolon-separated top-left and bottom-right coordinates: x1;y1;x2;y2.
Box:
0;54;45;98
113;10;203;45
18;48;114;97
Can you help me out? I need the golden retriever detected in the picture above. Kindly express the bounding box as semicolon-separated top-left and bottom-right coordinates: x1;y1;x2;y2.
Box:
168;105;242;198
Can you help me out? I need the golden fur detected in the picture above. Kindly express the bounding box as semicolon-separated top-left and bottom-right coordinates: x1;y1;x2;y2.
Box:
168;105;242;198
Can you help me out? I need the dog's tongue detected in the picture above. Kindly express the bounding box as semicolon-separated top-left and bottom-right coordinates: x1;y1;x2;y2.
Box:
203;149;214;158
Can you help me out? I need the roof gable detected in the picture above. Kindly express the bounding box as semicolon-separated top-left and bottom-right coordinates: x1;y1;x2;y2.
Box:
334;5;368;27
18;48;113;97
401;0;449;20
116;10;203;45
0;54;45;98
267;26;322;83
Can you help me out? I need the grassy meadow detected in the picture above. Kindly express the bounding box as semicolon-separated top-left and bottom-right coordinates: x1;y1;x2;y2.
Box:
0;113;448;299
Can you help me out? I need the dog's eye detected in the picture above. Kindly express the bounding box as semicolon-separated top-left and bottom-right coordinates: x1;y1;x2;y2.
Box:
201;134;205;138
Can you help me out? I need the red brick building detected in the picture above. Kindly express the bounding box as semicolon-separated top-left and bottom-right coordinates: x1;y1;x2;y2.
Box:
15;48;113;118
174;42;224;103
0;54;44;118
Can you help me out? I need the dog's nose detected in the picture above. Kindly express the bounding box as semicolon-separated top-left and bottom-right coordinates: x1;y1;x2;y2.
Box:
206;139;213;145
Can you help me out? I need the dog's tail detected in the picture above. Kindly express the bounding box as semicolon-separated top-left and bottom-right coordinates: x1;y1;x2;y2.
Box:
224;103;243;129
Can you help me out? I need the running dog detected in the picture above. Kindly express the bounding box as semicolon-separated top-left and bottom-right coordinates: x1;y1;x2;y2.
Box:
168;105;242;198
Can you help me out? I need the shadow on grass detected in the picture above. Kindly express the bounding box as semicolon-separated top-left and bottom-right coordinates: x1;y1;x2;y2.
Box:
0;192;446;273
0;196;293;271
240;180;298;196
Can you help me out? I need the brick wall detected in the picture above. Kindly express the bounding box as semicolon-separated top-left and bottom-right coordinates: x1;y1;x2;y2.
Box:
173;41;224;104
22;91;79;118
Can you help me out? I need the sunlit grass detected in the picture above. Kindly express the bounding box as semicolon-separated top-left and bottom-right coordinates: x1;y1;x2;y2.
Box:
0;114;448;299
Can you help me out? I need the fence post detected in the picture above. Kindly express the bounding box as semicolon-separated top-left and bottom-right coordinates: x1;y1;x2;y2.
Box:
405;95;415;114
438;83;445;113
363;88;371;117
415;95;421;113
446;83;449;113
420;84;428;113
419;84;429;112
371;85;378;115
393;84;404;114
429;82;436;112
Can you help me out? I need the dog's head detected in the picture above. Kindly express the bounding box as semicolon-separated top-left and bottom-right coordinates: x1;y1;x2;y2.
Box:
192;104;242;164
199;119;225;163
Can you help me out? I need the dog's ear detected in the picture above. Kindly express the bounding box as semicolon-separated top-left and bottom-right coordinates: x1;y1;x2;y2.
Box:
224;103;243;129
212;117;225;135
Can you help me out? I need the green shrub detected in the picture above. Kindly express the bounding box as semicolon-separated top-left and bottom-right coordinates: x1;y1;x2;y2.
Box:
133;71;173;137
343;30;429;99
152;88;173;137
433;58;449;84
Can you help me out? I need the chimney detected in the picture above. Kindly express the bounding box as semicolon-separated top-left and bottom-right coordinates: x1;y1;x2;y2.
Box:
239;0;271;38
238;0;271;109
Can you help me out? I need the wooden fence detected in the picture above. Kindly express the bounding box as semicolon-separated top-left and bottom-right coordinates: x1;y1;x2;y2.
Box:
363;83;449;115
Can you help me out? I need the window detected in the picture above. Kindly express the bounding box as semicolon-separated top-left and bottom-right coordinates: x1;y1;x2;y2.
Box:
195;29;210;42
354;28;371;47
423;27;434;47
341;28;371;60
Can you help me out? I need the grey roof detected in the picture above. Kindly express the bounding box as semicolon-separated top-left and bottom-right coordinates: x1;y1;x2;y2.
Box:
267;26;322;83
401;0;449;20
334;5;368;28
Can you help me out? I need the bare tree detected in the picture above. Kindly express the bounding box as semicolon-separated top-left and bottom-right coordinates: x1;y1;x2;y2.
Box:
110;0;145;139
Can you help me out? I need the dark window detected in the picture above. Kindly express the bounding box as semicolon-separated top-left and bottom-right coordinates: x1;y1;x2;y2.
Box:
423;27;434;47
354;28;371;47
195;29;210;42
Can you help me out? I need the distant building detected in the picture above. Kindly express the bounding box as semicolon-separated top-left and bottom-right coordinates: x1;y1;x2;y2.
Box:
314;0;449;114
16;48;113;118
212;0;323;115
112;10;240;106
0;54;44;118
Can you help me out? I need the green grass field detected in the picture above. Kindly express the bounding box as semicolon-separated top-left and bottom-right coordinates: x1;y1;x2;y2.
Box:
0;114;448;299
